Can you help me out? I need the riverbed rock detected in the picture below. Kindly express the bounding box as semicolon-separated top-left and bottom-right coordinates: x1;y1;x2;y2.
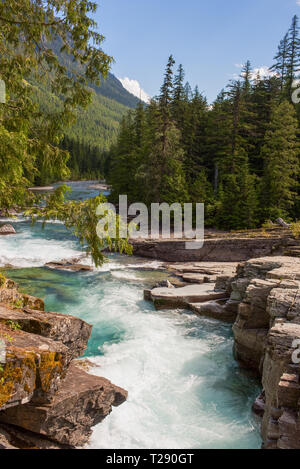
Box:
0;363;128;447
252;392;266;417
0;305;92;360
154;279;175;289
45;261;93;272
150;284;228;310
0;281;44;311
190;300;235;322
0;225;16;236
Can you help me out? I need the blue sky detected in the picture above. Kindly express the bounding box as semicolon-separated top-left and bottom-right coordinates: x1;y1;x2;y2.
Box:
95;0;300;103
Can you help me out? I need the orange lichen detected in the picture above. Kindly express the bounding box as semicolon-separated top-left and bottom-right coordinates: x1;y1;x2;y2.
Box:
38;352;64;392
0;352;36;409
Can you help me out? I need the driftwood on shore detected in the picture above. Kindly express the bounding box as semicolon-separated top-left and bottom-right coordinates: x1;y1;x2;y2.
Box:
276;217;291;228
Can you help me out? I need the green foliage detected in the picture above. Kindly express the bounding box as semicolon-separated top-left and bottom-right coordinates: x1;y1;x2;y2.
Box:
291;222;300;238
0;0;114;201
260;101;299;220
11;299;24;309
0;0;133;265
6;321;21;331
109;56;188;207
109;18;300;231
26;187;132;268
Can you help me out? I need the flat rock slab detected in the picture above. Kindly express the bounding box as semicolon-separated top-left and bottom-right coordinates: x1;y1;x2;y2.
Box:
0;363;128;447
150;284;228;309
167;262;238;275
0;305;92;360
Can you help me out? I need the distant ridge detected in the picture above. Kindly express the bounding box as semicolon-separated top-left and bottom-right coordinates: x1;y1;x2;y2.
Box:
32;40;139;152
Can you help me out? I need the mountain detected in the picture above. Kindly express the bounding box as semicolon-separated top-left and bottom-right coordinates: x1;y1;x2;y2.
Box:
29;41;141;179
92;72;140;109
32;39;140;153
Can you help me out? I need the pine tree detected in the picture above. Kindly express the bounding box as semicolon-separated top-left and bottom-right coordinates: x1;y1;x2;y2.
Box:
172;64;186;130
270;34;289;92
286;15;300;93
183;88;208;183
241;60;252;93
144;122;187;205
159;55;175;125
217;158;258;230
261;100;299;220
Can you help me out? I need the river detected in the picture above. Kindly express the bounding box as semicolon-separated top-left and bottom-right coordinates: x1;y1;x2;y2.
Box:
0;181;261;449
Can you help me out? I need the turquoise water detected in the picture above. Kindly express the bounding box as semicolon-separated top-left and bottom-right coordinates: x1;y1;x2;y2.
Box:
0;182;262;449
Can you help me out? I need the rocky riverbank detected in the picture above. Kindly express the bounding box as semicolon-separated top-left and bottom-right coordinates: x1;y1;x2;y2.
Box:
0;278;127;449
145;256;300;449
131;227;300;262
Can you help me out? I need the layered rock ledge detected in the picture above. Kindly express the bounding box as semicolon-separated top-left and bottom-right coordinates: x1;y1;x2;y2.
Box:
145;255;300;449
131;228;298;262
222;257;300;449
0;279;127;449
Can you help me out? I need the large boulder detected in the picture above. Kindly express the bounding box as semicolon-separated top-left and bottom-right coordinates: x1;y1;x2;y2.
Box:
0;305;92;360
0;363;128;447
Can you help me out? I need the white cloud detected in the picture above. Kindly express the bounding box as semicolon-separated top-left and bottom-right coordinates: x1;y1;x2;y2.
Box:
297;0;300;6
118;77;151;104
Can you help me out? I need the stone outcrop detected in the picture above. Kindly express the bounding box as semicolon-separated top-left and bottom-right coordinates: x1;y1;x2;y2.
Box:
0;304;92;360
145;262;234;320
0;281;127;448
220;256;300;449
146;255;300;448
131;235;294;262
0;363;127;447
